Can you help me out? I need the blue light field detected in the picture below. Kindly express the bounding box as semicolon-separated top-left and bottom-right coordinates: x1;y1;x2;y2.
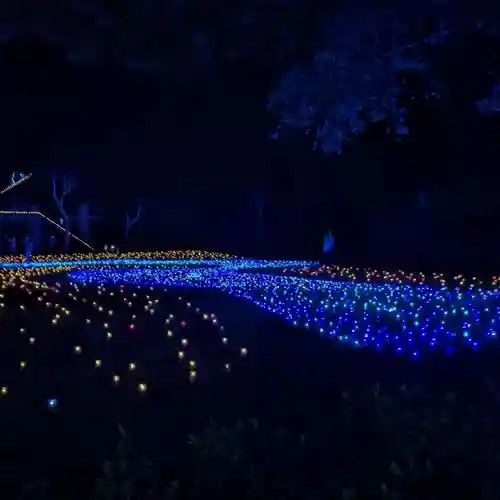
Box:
0;258;315;270
69;266;500;354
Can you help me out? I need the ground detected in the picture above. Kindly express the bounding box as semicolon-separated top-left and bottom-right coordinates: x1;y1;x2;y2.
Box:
1;251;500;498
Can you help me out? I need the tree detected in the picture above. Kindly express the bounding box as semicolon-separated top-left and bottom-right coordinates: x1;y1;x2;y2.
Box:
52;174;76;252
267;4;500;154
124;201;143;242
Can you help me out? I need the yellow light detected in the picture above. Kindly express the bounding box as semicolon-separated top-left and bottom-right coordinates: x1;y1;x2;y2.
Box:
112;375;120;384
74;345;82;353
0;386;7;395
137;383;147;393
178;351;185;360
128;362;136;371
95;359;102;367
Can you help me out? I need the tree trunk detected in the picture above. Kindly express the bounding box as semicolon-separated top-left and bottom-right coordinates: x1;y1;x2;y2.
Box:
78;203;91;242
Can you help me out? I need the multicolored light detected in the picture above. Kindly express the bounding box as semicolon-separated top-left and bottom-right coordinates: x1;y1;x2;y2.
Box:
70;266;500;354
2;250;500;414
0;270;250;406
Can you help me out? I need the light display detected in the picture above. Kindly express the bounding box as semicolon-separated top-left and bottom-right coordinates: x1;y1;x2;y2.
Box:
1;249;499;413
282;263;496;288
0;261;251;408
69;266;500;354
0;255;315;271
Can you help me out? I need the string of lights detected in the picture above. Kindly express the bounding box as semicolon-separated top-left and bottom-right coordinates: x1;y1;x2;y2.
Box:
0;173;32;195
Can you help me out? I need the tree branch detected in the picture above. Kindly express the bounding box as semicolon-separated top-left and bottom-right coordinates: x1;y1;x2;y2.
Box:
125;202;143;238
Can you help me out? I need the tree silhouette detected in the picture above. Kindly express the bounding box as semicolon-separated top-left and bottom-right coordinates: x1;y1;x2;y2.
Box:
267;4;500;154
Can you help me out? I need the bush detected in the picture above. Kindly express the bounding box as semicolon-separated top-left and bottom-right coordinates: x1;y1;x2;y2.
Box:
17;379;499;499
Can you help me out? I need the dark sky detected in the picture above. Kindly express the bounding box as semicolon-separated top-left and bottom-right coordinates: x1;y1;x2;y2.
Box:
0;36;281;201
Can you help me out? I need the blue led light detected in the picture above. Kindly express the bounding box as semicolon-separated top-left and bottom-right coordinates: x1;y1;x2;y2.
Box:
47;398;58;409
0;258;316;270
69;266;500;354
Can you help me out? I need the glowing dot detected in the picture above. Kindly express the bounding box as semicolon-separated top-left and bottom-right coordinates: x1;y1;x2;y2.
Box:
47;398;58;408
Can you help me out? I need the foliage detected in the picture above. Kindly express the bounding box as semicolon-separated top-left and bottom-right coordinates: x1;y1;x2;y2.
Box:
95;425;154;500
268;5;500;153
11;378;500;499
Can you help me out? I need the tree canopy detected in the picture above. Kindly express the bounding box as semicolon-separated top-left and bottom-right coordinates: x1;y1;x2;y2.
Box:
267;2;500;153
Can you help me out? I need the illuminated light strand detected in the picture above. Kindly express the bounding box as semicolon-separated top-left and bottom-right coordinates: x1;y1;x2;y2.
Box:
0;256;314;269
0;173;33;195
282;264;495;289
0;210;95;250
0;250;238;264
0;251;244;289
